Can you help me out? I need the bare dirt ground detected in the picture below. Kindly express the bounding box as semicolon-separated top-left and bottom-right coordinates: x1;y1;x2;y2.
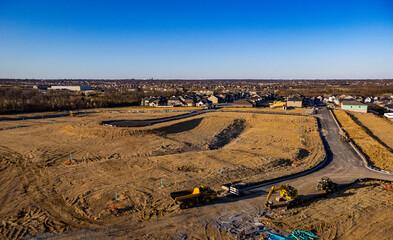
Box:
0;110;323;239
333;110;393;171
222;107;309;114
264;180;393;240
350;112;393;150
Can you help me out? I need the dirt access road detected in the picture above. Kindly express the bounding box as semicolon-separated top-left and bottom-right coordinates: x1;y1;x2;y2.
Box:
47;106;393;239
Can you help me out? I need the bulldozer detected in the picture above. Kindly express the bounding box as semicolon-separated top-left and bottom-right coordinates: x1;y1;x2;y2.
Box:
316;177;338;193
264;185;298;209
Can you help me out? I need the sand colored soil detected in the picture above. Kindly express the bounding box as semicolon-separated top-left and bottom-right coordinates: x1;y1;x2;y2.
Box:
87;106;204;112
0;111;187;130
222;107;308;114
350;112;393;150
333;110;393;171
0;110;323;239
264;180;393;240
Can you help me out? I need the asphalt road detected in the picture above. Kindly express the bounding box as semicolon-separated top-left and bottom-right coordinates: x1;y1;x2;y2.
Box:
285;106;393;194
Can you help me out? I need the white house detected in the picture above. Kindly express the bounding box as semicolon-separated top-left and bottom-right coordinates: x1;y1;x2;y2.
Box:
384;113;393;121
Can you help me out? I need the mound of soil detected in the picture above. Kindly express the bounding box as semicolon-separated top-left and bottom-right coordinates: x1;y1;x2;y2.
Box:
209;119;246;150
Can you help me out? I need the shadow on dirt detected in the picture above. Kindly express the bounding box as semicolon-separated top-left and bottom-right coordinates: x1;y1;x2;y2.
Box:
286;181;380;210
208;119;246;150
296;149;310;159
153;118;203;135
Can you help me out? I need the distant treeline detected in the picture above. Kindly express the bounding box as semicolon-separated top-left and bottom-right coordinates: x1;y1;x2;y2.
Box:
279;84;393;97
0;88;175;114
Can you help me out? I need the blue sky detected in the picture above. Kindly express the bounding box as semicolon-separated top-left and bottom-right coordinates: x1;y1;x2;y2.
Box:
0;0;392;79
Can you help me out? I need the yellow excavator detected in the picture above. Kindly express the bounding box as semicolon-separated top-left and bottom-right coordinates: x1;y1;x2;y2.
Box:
264;185;298;209
270;101;286;108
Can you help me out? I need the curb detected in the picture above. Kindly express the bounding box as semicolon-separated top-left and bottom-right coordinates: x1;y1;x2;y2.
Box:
329;109;393;175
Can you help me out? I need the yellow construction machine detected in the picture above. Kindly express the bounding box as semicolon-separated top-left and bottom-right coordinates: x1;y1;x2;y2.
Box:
270;101;286;108
264;185;298;209
340;132;350;142
316;177;338;193
170;186;217;209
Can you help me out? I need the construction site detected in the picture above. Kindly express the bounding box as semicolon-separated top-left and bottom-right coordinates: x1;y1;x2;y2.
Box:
1;106;393;240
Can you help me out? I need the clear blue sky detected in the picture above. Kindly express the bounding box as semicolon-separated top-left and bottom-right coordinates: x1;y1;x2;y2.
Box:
1;0;392;79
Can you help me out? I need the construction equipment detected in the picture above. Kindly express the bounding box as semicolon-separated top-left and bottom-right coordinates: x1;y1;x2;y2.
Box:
264;185;298;209
340;133;350;142
316;177;338;193
170;186;217;209
326;103;335;109
69;111;75;117
221;181;252;196
270;101;286;108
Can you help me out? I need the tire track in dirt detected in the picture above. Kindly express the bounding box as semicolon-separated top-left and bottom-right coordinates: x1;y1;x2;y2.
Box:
17;159;99;231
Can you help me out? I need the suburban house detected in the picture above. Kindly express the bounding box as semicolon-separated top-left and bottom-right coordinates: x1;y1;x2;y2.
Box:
336;95;354;105
341;100;368;113
196;99;211;107
286;95;303;108
208;95;219;104
184;98;196;107
141;97;156;106
224;94;235;103
149;99;160;107
232;99;254;108
328;95;336;103
364;96;374;103
167;96;183;106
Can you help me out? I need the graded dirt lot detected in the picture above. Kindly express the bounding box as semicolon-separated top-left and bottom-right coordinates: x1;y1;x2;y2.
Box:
333;110;393;171
263;180;393;240
349;112;393;150
0;110;323;239
222;107;309;114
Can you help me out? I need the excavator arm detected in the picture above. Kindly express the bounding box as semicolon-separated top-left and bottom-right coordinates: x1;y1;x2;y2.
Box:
264;185;298;208
264;186;286;207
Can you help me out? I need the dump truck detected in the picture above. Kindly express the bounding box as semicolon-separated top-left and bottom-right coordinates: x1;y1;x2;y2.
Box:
264;185;298;209
316;177;338;193
170;186;217;209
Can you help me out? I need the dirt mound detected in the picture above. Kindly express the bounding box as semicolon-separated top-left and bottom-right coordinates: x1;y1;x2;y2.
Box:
0;110;324;239
209;119;246;150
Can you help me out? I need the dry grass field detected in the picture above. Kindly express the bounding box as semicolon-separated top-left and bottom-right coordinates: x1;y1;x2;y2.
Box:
0;110;323;239
334;110;393;171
